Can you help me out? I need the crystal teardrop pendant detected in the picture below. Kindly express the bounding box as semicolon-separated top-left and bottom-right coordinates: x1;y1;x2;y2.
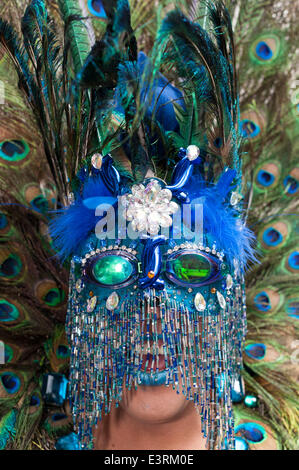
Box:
194;292;206;311
75;279;84;293
226;274;233;290
87;295;97;312
106;291;119;310
217;291;226;309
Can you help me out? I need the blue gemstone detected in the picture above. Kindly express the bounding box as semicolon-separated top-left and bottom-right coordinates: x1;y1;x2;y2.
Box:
235;436;249;450
257;170;275;187
231;376;245;403
262;227;283;246
254;291;271;311
41;373;68;406
244;343;266;360
55;432;80;450
256;41;273;60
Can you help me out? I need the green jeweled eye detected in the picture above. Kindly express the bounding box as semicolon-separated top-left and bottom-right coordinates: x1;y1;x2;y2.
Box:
166;251;220;287
171;254;211;283
92;255;133;286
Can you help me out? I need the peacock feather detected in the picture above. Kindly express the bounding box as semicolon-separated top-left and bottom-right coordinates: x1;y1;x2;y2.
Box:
0;0;298;450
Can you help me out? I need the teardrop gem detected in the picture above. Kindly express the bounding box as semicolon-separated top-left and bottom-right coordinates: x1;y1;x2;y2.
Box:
217;291;226;309
106;292;119;311
230;192;242;206
75;279;84;293
226;274;233;290
194;292;206;311
87;296;97;312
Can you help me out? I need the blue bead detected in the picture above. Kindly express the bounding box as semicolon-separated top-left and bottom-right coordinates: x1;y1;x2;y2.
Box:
244;394;258;408
235;436;249;450
55;432;80;450
231;375;245;403
41;373;68;406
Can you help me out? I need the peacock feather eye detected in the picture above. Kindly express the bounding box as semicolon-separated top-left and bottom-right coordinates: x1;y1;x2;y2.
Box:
0;139;29;162
240;110;265;140
87;0;107;18
235;422;266;444
283;168;299;196
87;251;138;288
255;162;280;189
0;372;21;394
165;251;221;287
0;299;20;322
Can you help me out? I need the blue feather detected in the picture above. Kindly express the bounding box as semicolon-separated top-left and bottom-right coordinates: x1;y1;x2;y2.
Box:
49;175;117;261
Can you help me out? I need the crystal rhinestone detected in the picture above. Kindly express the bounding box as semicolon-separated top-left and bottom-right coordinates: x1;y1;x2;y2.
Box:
41;373;68;406
75;279;84;293
231;375;245;403
106;291;119;310
186;145;200;161
205;247;211;252
217;291;226;309
230;191;242;206
194;292;206;311
55;433;80;451
226;274;233;290
91;153;103;170
87;296;97;312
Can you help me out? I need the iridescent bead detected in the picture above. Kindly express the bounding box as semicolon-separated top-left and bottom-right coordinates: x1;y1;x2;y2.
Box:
194;292;206;311
186;145;200;161
106;292;119;310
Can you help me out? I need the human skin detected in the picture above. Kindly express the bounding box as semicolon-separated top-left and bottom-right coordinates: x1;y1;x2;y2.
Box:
93;385;207;450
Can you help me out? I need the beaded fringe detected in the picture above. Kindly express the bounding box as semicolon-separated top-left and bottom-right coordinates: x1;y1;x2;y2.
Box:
67;261;246;450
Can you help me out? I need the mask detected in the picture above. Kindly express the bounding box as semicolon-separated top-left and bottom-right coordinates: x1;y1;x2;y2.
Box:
52;150;255;449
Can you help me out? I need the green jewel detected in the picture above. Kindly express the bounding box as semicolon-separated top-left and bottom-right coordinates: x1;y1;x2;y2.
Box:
244;394;258;408
92;255;133;285
170;253;212;283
